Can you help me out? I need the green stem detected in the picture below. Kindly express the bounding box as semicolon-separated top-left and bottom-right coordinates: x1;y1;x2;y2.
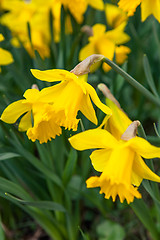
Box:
103;57;160;107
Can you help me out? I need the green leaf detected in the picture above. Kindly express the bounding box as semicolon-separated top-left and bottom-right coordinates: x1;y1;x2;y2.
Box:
78;226;90;240
0;152;20;161
0;176;32;200
130;199;160;240
96;220;125;240
5;193;66;212
143;55;159;98
8;131;64;189
63;148;77;185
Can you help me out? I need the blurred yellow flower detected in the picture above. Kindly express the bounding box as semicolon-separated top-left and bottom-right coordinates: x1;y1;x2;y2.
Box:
69;125;160;204
60;0;104;23
31;68;112;131
0;34;13;70
105;3;128;28
1;88;62;143
1;0;104;56
1;0;51;58
118;0;160;22
79;23;130;72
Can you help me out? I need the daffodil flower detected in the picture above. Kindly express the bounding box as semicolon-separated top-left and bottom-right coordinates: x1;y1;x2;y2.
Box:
118;0;160;22
31;69;112;131
1;88;62;143
69;126;160;204
105;3;128;29
79;23;130;72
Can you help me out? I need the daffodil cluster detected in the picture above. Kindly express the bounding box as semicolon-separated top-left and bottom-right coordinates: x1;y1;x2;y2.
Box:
69;84;160;204
0;0;104;57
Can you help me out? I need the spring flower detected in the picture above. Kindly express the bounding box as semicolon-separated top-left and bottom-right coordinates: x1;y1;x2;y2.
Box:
69;124;160;204
105;3;128;28
1;88;62;143
1;0;104;55
118;0;160;22
0;34;13;70
79;23;130;72
69;85;160;204
31;67;112;131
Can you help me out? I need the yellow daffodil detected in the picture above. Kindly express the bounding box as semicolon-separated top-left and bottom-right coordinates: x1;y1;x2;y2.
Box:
31;68;112;131
69;126;160;204
0;34;13;70
1;88;62;143
79;23;130;72
69;85;160;204
105;3;128;28
118;0;160;22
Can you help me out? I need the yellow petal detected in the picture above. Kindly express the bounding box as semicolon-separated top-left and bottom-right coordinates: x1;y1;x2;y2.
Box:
27;119;62;144
141;0;160;22
132;154;160;183
0;34;4;42
52;80;83;118
90;149;112;172
79;43;95;61
92;24;106;37
1;100;30;124
69;128;118;151
96;38;115;72
66;0;87;24
0;48;13;65
23;88;40;102
105;22;130;45
118;0;141;16
105;3;128;28
18;111;32;131
79;93;98;125
130;136;160;159
27;104;62;143
105;98;132;140
39;81;68;103
115;45;131;65
101;146;134;185
86;175;142;204
31;69;77;82
131;170;143;187
86;176;100;188
87;0;104;10
84;82;112;116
